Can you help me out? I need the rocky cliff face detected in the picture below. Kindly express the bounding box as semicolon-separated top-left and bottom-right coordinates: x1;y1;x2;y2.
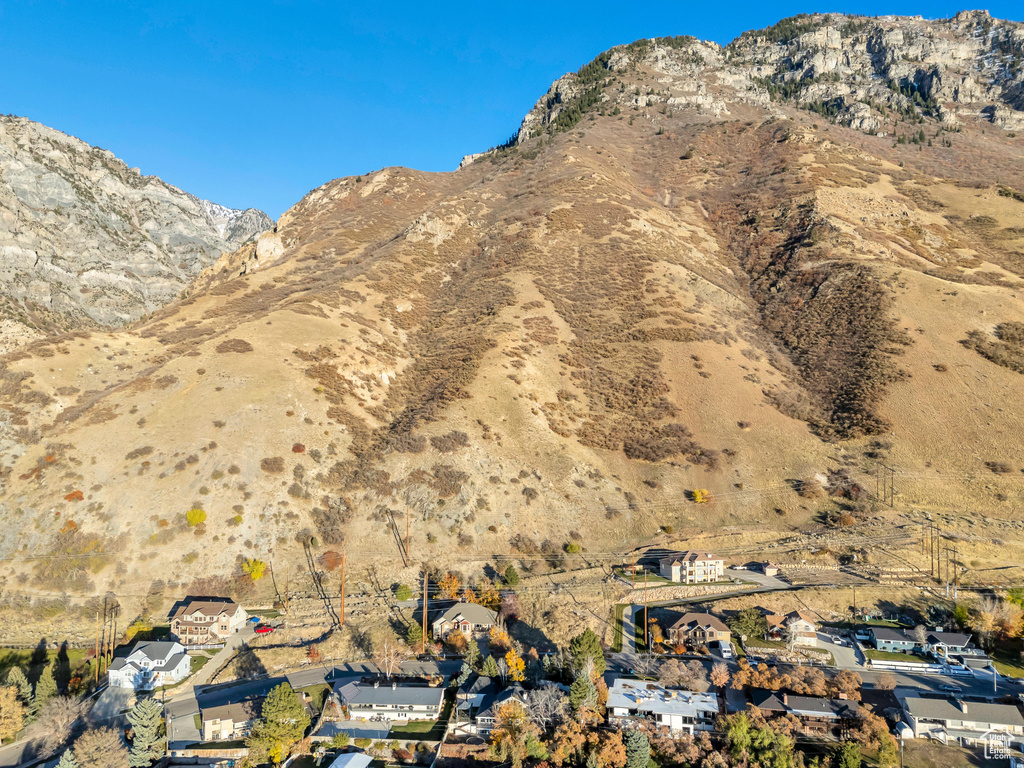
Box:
0;116;272;350
513;10;1024;141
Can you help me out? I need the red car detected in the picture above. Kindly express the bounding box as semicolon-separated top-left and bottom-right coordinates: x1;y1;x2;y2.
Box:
255;624;275;634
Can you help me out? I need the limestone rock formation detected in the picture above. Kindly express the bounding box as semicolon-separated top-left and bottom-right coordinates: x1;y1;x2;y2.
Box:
0;115;272;346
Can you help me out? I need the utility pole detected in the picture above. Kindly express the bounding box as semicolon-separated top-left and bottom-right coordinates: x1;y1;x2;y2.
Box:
631;552;635;587
285;567;291;614
94;611;100;686
406;509;411;560
643;570;649;652
422;575;428;648
339;551;346;628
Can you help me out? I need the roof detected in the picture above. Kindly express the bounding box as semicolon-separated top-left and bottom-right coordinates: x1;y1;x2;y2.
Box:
329;755;375;768
202;697;264;723
749;689;860;719
335;680;446;708
433;602;498;627
172;597;241;621
870;627;972;646
477;684;529;720
109;641;188;673
659;550;722;566
767;611;818;629
607;678;719;720
462;675;500;696
670;612;729;633
901;696;1024;728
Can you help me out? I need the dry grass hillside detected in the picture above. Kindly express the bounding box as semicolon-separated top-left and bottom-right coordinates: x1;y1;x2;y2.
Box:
1;13;1023;638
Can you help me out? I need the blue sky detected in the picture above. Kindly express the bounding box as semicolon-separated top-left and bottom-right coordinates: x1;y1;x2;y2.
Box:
1;2;1020;218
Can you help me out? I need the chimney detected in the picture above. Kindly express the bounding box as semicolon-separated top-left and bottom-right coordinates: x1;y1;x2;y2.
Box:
838;692;848;700
782;693;788;706
393;682;397;690
374;680;380;689
959;699;968;714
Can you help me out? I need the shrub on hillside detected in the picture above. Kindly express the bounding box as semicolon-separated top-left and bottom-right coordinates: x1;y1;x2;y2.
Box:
186;508;207;527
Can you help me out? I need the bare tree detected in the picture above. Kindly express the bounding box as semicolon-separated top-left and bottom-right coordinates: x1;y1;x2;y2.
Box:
375;638;409;680
710;662;730;689
630;653;657;680
27;697;88;758
875;673;897;691
658;659;706;690
912;625;928;646
527;684;567;730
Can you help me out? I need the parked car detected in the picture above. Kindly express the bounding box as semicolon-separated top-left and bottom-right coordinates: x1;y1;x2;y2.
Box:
255;624;275;634
939;683;961;692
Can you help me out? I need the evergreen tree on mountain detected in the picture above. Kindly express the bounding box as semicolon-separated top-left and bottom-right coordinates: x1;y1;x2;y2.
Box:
568;629;605;675
126;697;165;767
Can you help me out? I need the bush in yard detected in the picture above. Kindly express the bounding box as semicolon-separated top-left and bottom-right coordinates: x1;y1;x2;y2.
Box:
395;584;412;601
354;737;371;748
185;508;206;527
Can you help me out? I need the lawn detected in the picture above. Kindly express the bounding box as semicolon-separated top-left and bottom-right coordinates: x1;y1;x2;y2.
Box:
298;682;332;712
0;647;90;679
743;638;785;650
990;647;1024;678
900;738;1000;768
612;605;626;653
865;649;921;663
387;719;446;740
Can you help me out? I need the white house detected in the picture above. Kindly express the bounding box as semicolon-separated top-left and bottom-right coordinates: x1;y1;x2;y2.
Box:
658;551;724;584
607;678;718;735
899;694;1024;743
766;611;819;647
108;641;191;691
334;679;445;722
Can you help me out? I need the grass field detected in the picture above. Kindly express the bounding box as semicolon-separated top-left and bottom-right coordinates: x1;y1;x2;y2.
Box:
990;647;1024;678
0;647;89;680
387;719;446;740
611;605;626;653
865;649;922;662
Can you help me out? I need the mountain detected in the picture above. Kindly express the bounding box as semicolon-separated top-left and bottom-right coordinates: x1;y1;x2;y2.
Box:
1;11;1023;642
0;115;273;353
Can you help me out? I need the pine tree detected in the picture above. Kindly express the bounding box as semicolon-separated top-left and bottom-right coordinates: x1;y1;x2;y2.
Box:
56;751;79;768
568;671;597;711
245;683;310;765
6;667;32;705
568;629;605;675
32;664;57;715
481;654;500;678
126;698;165;767
466;638;481;669
624;730;650;768
503;565;520;587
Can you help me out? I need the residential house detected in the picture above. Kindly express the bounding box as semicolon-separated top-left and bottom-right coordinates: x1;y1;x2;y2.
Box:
170;597;248;647
899;694;1024;743
658;551;725;584
607;678;719;735
667;613;731;647
108;641;191;691
766;611;819;647
455;675;501;720
334;678;445;722
869;627;974;657
473;684;529;735
431;603;498;640
201;696;264;741
749;689;861;738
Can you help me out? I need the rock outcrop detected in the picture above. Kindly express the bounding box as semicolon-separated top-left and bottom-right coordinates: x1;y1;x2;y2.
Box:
0;115;272;343
503;11;1024;143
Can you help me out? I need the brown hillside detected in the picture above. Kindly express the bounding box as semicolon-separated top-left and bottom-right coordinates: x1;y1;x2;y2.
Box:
1;12;1024;637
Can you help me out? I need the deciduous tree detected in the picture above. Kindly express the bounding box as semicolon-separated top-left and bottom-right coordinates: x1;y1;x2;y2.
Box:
245;683;310;766
710;662;730;689
0;686;25;742
439;573;462;600
489;701;542;768
72;727;129;768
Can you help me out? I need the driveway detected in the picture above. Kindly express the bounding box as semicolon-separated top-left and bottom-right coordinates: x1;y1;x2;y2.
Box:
621;605;637;654
180;626;255;694
816;633;864;669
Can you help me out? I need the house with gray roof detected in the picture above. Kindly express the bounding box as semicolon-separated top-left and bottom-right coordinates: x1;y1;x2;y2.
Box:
108;640;191;691
334;678;445;722
899;694;1024;743
431;602;498;640
607;678;718;735
201;696;264;741
869;627;975;656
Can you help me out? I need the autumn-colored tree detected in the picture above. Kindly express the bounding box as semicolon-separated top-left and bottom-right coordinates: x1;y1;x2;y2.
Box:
586;730;627;768
306;644;322;664
489;701;542;768
0;686;24;741
462;587;478;604
73;727;130;768
447;632;468;653
547;717;587;766
439;573;462;600
479;581;501;611
828;669;862;701
318;551;342;572
242;558;266;582
505;649;525;682
489;626;512;652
